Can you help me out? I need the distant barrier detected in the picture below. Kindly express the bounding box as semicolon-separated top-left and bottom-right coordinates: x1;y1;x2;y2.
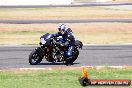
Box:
0;0;74;5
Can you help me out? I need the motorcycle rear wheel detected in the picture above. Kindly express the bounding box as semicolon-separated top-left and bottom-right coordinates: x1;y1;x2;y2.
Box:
65;49;79;66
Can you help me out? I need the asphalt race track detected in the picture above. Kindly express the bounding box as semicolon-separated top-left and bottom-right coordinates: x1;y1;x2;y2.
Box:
0;45;132;68
0;19;132;24
0;2;132;8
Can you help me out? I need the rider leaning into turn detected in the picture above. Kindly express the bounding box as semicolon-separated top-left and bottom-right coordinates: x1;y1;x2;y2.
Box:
52;24;75;61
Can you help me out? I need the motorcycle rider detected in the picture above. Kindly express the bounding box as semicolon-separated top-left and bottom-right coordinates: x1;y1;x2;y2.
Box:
52;24;75;65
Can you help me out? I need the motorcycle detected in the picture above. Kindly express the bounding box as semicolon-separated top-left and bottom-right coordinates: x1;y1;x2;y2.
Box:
29;33;83;65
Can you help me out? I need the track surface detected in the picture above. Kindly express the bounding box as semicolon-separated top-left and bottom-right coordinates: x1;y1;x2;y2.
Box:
0;45;132;68
0;19;132;24
0;2;132;8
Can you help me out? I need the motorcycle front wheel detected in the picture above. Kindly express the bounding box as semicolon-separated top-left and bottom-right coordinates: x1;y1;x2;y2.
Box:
29;50;43;65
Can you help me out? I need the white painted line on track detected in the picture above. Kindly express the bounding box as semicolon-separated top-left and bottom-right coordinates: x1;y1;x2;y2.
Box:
19;68;52;71
17;66;132;71
0;66;132;71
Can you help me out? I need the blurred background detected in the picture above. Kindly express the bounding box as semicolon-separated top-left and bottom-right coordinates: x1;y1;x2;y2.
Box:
0;0;132;45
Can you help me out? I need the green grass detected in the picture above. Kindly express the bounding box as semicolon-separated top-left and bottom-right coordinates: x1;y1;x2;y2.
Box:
0;68;131;88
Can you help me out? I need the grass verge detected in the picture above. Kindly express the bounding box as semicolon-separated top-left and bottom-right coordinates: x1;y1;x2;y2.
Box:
0;23;132;45
0;68;131;88
0;6;132;20
0;31;54;45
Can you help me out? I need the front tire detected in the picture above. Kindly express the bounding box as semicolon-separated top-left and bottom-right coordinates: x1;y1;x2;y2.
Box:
29;50;43;65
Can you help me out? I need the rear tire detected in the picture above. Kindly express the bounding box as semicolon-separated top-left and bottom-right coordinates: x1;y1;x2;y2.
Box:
67;49;79;65
29;50;43;65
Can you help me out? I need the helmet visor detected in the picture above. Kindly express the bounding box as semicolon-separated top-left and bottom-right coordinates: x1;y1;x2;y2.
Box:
58;28;61;31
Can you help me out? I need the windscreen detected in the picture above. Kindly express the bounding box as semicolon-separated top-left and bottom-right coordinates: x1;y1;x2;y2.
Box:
40;33;51;40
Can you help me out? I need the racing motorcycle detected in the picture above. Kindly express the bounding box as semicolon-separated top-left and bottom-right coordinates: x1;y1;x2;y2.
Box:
29;33;83;65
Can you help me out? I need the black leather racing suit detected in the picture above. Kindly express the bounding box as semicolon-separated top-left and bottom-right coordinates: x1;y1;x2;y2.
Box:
52;31;75;57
